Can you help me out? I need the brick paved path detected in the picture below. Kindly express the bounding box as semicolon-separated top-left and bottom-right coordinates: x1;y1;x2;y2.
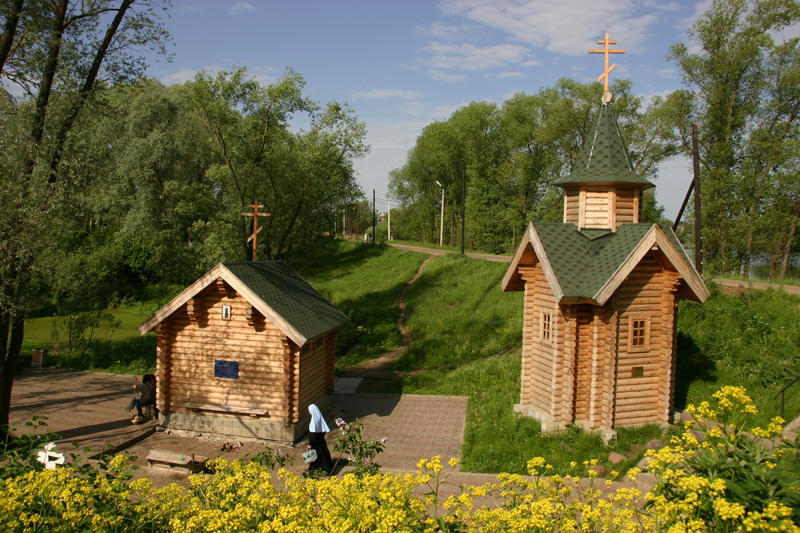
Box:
9;368;468;475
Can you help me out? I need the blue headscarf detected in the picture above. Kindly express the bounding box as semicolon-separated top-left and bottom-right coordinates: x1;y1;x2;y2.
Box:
308;404;330;433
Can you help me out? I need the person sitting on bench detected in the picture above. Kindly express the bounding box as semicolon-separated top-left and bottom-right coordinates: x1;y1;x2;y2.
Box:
127;374;156;423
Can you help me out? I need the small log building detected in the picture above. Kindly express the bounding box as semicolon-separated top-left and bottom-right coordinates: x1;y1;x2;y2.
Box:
502;103;708;440
138;261;349;443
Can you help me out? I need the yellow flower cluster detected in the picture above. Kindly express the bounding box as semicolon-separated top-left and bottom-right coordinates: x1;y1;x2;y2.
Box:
0;388;797;532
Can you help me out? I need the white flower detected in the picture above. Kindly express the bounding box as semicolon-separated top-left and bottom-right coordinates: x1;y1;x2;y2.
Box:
380;437;388;444
36;442;66;470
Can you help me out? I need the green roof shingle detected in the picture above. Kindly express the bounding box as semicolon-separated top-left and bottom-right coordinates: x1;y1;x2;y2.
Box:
533;222;653;298
554;104;654;189
224;261;349;342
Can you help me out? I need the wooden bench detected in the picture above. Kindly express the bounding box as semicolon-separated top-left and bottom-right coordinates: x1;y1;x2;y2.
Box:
184;402;269;418
146;449;208;473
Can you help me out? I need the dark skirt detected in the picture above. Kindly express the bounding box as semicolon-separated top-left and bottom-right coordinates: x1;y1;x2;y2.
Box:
308;432;333;473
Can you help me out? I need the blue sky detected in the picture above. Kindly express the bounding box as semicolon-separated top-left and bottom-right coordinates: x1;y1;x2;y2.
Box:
146;0;726;219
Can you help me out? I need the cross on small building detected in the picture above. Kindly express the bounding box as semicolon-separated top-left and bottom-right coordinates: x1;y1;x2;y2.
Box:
589;32;625;102
242;199;270;261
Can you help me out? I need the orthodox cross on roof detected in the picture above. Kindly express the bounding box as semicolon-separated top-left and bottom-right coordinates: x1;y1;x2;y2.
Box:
589;32;624;103
242;199;270;261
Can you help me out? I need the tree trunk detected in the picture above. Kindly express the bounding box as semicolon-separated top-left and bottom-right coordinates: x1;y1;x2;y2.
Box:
0;0;24;76
743;224;753;279
20;0;68;181
780;217;796;280
0;313;23;438
48;0;135;183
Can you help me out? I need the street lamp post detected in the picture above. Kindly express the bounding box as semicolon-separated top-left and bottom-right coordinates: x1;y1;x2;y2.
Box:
435;180;445;246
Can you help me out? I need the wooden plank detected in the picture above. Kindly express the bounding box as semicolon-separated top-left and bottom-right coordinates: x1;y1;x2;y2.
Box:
184;402;269;417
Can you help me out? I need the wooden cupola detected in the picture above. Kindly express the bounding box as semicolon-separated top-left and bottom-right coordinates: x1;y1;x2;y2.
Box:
555;103;654;231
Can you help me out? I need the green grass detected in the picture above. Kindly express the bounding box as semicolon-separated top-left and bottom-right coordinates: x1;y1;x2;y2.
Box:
299;241;427;365
393;253;522;371
676;283;800;424
22;305;157;375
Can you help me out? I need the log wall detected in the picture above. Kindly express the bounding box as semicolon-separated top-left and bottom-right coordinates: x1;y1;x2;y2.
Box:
520;262;560;419
561;187;642;230
156;279;298;425
614;188;640;227
298;331;336;416
610;253;680;427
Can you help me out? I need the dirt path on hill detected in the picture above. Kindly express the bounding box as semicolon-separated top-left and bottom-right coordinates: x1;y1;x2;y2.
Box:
340;255;434;391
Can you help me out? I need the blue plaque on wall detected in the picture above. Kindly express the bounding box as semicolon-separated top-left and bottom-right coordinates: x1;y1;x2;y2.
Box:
214;360;239;379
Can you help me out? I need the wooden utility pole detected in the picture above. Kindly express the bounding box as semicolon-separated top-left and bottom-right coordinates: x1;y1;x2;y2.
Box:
692;123;702;274
242;199;270;261
672;123;703;274
372;189;376;244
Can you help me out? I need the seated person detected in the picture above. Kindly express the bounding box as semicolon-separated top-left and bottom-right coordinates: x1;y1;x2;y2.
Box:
127;374;156;422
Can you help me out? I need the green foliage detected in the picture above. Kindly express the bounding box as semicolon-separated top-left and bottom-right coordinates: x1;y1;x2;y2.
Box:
243;446;294;470
395;254;522;371
677;284;800;390
668;0;800;277
333;417;386;477
0;416;61;480
301;241;426;363
389;77;684;254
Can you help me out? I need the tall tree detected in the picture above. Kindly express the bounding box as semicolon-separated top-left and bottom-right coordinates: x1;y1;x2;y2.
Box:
0;0;169;437
669;0;800;275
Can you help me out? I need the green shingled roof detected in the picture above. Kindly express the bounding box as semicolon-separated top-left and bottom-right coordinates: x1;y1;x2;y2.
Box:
224;261;349;342
554;103;654;189
532;222;653;298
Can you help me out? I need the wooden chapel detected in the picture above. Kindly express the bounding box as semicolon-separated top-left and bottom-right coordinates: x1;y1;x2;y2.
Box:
138;261;349;443
502;35;708;440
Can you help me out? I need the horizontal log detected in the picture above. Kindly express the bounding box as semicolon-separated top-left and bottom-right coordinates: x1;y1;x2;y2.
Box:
614;412;660;424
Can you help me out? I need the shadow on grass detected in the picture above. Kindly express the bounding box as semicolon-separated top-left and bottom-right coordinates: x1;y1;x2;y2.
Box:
56;335;156;374
673;331;717;411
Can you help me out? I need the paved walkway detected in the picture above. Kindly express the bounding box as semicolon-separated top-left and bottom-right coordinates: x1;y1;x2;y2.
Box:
9;368;468;479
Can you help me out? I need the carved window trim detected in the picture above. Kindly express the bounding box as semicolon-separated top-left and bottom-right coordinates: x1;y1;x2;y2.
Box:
628;315;650;353
541;310;552;342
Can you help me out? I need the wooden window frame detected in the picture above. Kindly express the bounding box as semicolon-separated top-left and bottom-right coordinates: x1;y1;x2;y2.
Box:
628;315;650;352
221;305;231;320
540;310;552;342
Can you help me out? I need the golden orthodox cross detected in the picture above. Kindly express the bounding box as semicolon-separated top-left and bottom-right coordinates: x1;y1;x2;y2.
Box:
589;32;625;101
242;199;270;261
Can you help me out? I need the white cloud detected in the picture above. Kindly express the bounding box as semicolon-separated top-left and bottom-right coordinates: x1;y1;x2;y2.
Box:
639;89;675;110
657;67;675;79
422;41;531;71
428;69;467;82
229;2;255;15
429;102;468;120
415;22;475;40
496;71;525;79
437;0;659;56
157;64;277;87
396;101;426;116
503;89;526;100
159;68;200;85
351;88;421;100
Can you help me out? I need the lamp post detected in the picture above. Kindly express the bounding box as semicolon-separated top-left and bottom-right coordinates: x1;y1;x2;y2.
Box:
435;180;445;246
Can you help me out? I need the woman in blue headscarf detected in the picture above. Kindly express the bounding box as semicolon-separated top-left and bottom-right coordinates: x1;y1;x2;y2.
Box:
307;403;333;474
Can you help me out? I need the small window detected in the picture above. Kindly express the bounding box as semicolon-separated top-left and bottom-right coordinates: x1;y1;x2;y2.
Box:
541;311;552;341
222;305;231;320
629;316;650;352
